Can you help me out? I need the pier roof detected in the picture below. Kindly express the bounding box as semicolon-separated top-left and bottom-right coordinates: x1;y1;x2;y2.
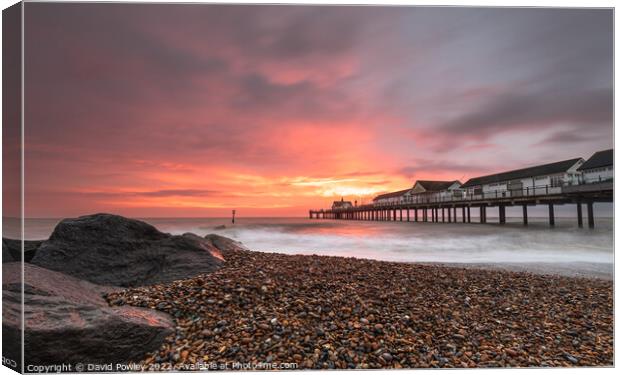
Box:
372;188;411;201
462;158;583;188
578;149;613;171
415;180;461;192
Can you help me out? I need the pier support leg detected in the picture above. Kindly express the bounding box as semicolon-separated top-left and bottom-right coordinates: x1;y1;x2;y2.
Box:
407;209;410;222
522;205;528;226
577;203;583;228
393;209;396;221
442;208;445;223
587;202;594;228
548;204;555;227
462;206;466;223
424;208;428;222
400;209;403;221
453;207;457;222
414;208;418;222
447;208;452;223
467;206;471;223
499;205;506;224
480;206;486;223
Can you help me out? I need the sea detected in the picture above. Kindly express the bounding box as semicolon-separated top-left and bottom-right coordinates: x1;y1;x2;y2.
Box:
11;215;613;278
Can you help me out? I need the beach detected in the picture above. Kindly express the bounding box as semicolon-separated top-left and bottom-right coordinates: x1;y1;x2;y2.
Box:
107;235;614;369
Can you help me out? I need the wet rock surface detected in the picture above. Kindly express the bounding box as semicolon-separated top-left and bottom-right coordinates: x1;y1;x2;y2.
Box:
109;239;613;369
2;238;43;262
31;213;223;287
3;262;175;366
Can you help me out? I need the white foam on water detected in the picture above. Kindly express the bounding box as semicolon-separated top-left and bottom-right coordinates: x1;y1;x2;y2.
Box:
21;217;613;270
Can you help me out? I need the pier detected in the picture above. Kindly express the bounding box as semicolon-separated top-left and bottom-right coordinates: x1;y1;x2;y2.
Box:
309;182;612;228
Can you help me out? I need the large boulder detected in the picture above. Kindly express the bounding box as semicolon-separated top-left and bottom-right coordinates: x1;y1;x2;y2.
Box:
31;213;223;287
2;238;43;263
2;262;175;367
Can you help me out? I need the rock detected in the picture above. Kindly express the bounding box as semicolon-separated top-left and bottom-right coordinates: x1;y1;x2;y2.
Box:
31;214;224;286
2;263;174;366
3;238;44;263
2;242;13;264
204;234;248;252
563;353;579;364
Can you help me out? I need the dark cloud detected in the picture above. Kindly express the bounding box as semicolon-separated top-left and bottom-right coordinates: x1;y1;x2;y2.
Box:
536;131;595;146
62;189;223;199
136;189;219;198
397;160;488;178
441;87;612;139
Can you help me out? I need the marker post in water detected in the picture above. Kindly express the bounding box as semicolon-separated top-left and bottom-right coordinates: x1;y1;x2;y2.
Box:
232;210;236;224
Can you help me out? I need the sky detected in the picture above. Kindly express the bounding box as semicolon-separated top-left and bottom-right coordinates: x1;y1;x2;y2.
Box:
20;3;612;218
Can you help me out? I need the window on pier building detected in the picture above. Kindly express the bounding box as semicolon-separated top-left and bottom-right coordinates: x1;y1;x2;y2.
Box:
550;175;563;187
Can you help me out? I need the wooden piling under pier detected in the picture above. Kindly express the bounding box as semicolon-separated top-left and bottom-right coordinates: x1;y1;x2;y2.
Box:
588;202;595;228
549;204;555;227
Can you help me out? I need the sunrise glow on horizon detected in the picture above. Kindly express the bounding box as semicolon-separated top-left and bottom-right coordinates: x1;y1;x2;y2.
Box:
16;3;612;218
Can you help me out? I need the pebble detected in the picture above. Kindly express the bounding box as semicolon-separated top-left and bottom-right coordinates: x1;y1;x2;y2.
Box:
564;353;579;364
106;242;613;369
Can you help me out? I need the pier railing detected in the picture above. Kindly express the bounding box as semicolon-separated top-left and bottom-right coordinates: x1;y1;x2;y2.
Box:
371;184;564;208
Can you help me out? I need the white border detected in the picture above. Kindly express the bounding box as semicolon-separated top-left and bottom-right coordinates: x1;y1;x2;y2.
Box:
0;1;617;375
